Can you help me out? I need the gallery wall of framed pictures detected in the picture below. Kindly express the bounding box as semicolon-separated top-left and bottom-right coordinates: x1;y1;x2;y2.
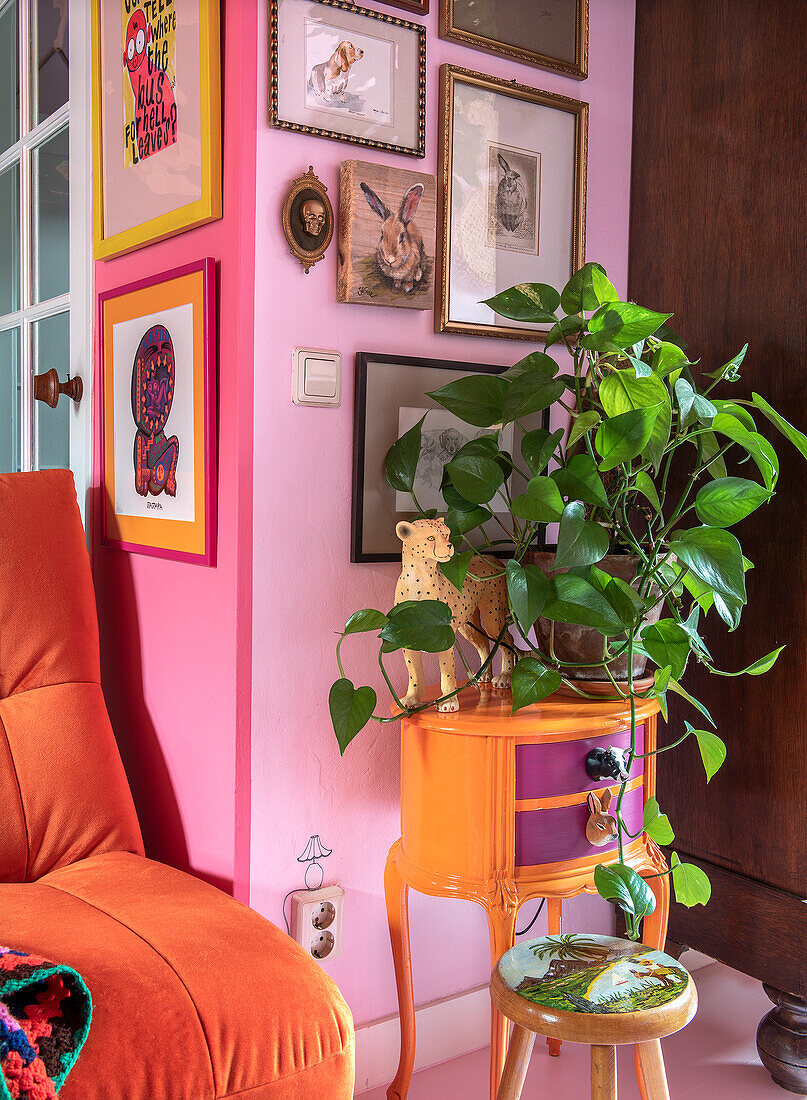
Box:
262;0;597;564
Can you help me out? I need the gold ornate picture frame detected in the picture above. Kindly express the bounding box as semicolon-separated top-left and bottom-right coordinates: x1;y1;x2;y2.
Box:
270;0;427;158
436;65;588;342
439;0;588;80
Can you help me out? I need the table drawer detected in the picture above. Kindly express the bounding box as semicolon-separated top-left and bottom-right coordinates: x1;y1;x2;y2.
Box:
515;725;645;800
514;783;644;867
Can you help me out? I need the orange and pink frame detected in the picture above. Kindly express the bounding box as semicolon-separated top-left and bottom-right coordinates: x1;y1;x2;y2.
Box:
99;259;217;566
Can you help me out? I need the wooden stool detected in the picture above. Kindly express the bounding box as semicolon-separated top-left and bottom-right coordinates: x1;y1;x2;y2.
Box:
491;934;697;1100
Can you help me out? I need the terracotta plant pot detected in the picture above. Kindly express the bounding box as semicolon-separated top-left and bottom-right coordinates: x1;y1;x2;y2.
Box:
527;552;663;682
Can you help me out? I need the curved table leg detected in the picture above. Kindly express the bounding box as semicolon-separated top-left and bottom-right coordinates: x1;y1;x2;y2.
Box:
488;903;519;1100
636;856;671;1100
385;844;415;1100
546;898;563;1057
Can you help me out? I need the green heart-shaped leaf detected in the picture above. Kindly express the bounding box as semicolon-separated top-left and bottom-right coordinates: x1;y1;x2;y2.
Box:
694;477;772;528
482;282;560;323
511;657;562;712
594;863;656;919
541;573;626;635
502;371;566;424
521;427;564;476
381;600;455;653
440;551;474;592
642;797;675;845
343;609;388;635
329;678;377;755
588;303;672;349
640;618;692;681
446;453;505;505
560;262;609;314
751;393;807;459
511;476;565;523
506;560;549;634
427;375;509;428
551;454;609;509
555;502;609;569
687;725;727;782
634;471;662;515
670;853;712;907
670;526;747;604
385;414;425;493
568;410;602;448
596;406;661;473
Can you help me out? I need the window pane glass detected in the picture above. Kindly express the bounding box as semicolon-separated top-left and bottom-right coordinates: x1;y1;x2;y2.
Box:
34;311;69;470
34;125;68;303
0;327;20;473
0;161;20;314
0;0;18;156
35;0;68;124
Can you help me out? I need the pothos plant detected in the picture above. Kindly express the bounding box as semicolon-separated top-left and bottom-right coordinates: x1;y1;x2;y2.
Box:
330;261;807;938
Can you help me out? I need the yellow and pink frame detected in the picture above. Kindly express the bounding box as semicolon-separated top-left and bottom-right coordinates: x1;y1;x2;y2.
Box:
92;0;222;259
99;259;217;565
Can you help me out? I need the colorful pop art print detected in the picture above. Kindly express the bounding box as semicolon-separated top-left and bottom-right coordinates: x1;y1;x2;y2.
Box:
122;1;179;166
93;0;222;259
100;259;217;565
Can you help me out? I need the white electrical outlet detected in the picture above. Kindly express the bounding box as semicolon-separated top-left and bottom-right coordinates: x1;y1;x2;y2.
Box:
290;885;345;962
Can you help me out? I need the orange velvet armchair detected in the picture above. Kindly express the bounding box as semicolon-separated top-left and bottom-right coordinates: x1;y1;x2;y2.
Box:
0;471;355;1099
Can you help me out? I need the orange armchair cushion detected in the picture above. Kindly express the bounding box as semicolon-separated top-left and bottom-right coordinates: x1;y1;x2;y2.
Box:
0;853;355;1099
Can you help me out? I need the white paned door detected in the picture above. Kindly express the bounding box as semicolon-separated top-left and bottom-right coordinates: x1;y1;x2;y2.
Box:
0;0;92;520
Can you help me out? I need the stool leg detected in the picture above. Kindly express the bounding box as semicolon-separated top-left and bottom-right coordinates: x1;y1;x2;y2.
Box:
385;847;415;1100
636;1041;670;1100
637;870;670;1100
496;1024;536;1100
591;1045;617;1099
488;904;519;1100
546;898;563;1057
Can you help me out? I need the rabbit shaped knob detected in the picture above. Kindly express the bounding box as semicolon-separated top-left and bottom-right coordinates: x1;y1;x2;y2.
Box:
585;789;619;847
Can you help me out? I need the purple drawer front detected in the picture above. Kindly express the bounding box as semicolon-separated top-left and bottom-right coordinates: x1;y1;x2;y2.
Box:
515;726;645;800
515;785;644;867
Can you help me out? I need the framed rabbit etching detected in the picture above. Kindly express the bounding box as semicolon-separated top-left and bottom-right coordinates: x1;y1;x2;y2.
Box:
436;65;588;341
338;161;436;309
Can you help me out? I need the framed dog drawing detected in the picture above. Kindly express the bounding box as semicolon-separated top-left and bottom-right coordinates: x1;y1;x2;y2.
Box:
338;161;436;309
98;260;217;565
270;0;426;157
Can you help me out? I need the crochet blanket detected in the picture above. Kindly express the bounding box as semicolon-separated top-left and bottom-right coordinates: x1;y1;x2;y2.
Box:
0;949;91;1100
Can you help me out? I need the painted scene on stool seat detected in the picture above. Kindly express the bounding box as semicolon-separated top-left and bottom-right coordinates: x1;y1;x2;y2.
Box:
499;935;689;1015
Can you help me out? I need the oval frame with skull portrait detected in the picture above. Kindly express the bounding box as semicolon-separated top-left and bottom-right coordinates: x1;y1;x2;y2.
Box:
281;166;334;273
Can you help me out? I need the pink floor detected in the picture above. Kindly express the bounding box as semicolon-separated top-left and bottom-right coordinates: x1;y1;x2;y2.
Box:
358;961;787;1098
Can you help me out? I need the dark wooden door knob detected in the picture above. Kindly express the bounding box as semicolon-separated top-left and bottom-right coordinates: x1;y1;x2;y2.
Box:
33;369;83;408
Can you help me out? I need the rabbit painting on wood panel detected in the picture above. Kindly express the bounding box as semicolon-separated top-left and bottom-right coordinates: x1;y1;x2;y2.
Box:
338;160;436;310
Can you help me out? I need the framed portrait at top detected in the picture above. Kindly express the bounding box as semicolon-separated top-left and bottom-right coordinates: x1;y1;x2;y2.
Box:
270;0;426;157
439;0;588;80
352;352;549;562
92;0;222;259
436;65;587;342
99;259;217;566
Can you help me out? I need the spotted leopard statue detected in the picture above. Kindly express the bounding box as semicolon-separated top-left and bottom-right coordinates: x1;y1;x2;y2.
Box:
394;517;515;713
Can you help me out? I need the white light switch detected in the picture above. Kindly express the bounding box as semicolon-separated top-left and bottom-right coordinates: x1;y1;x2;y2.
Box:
292;347;341;407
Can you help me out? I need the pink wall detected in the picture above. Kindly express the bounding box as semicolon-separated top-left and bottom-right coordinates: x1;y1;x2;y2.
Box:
249;2;637;1025
92;3;257;900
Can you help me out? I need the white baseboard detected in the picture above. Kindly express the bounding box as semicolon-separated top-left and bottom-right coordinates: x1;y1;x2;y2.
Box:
354;984;491;1095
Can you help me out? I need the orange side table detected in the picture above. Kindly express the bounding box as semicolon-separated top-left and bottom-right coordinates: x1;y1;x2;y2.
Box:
384;686;668;1100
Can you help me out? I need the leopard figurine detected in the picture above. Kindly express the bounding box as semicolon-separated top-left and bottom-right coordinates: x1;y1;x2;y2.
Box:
394;517;515;713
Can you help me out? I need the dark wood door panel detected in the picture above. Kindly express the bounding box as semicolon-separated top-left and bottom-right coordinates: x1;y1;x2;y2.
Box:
630;0;807;897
